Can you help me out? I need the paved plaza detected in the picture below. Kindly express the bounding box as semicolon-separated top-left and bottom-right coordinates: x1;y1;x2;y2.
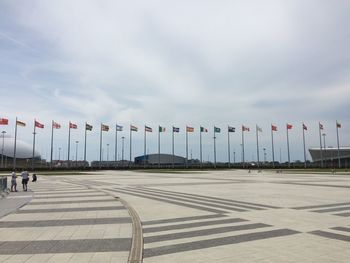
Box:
0;169;349;262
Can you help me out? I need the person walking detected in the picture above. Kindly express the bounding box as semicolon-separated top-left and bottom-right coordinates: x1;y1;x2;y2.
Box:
21;171;29;191
10;172;17;192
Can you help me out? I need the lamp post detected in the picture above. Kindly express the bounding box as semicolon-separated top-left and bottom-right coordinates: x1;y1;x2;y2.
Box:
121;136;125;166
1;131;6;168
75;141;79;167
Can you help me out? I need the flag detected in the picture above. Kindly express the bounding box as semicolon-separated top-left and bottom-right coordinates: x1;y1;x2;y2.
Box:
145;126;152;132
159;126;166;132
228;126;235;132
173;127;180;132
186;126;194;132
287;124;293;130
69;122;77;129
86;123;93;131
16;120;26;127
53;121;61;129
257;126;262;132
319;123;324;130
214;127;221;133
303;123;307;130
271;125;277;131
35;120;44;129
200;127;208;132
116;125;123;131
131;125;138;132
0;118;8;125
336;122;341;128
101;124;109;131
242;125;250;132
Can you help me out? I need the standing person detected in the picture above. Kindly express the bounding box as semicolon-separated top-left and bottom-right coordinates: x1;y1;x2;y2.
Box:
21;171;29;191
10;172;17;192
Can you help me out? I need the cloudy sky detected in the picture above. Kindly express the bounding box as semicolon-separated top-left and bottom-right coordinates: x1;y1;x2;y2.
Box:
0;0;349;163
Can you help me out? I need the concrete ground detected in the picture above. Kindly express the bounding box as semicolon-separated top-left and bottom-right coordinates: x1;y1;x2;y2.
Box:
0;169;349;262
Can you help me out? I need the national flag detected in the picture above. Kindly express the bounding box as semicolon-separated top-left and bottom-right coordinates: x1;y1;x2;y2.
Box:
145;126;152;132
242;125;250;132
228;126;235;132
303;123;307;130
116;125;123;131
86;123;93;131
271;125;277;131
35;120;44;129
0;118;9;125
53;121;61;129
159;126;166;132
200;127;208;132
131;125;138;132
186;126;194;132
287;124;293;130
173;127;180;133
336;122;341;128
319;123;324;130
214;127;221;133
257;126;262;132
69;122;77;129
16;120;26;127
101;124;109;131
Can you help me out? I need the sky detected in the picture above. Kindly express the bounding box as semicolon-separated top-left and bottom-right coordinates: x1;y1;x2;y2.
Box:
0;0;349;163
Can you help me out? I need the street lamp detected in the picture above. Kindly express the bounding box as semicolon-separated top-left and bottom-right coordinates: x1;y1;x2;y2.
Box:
1;131;6;168
75;141;79;167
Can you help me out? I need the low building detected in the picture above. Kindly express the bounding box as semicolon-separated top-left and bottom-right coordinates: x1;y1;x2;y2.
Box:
135;154;186;165
309;147;350;167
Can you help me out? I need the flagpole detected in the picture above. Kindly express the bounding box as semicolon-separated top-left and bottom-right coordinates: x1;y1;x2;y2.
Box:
172;127;175;169
84;122;87;167
336;121;341;169
115;123;118;165
256;125;259;168
144;125;147;168
158;126;160;168
227;126;231;168
67;123;71;168
318;122;323;168
186;128;188;168
287;124;290;168
13;117;18;170
32;119;37;170
302;123;307;168
241;127;245;168
214;128;216;168
200;127;203;168
271;125;275;168
99;124;102;168
50;121;54;168
129;126;132;165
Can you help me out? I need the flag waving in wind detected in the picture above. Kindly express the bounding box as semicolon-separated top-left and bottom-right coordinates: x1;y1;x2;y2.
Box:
16;120;26;127
287;124;293;130
35;120;44;129
200;127;208;132
214;127;221;133
53;121;61;129
69;122;77;129
159;126;166;132
271;125;277;131
336;122;341;128
131;125;138;132
228;126;235;132
319;123;324;130
257;126;262;132
303;123;307;130
116;125;123;131
186;126;194;132
0;118;8;125
86;123;93;131
173;127;180;132
145;126;152;132
101;124;109;131
242;125;250;132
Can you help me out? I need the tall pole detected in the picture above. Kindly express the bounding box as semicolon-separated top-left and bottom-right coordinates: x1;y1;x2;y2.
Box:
1;131;6;168
302;124;307;168
32;119;37;170
144;126;146;168
286;124;290;168
319;122;323;168
84;123;87;167
75;141;78;167
200;128;203;168
214;129;217;168
172;127;175;169
67;124;71;168
129;127;132;164
99;124;102;168
271;125;275;168
115;124;118;163
336;121;341;168
158;127;160;168
256;125;259;168
186;128;188;168
13;117;18;170
227;126;231;168
122;136;125;165
50;121;54;168
241;128;245;167
58;147;61;162
107;143;109;162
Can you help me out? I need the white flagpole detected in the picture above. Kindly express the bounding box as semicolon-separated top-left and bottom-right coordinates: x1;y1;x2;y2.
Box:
186;128;188;168
13;117;18;170
336;121;341;169
200;127;203;168
50;121;54;168
84;123;87;167
256;125;259;167
318;122;323;168
302;123;307;168
227;126;231;168
67;123;71;168
287;124;291;168
32;119;37;170
213;127;216;168
242;126;245;167
144;125;147;168
158;126;161;168
172;127;175;169
99;124;103;168
271;125;275;168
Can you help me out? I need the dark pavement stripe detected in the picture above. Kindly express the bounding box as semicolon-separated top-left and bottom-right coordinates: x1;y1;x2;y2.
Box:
311;206;350;213
0;238;131;254
17;206;125;213
145;223;270;243
119;188;247;212
0;217;131;228
143;218;247;233
28;199;116;205
293;202;350;210
138;187;278;209
331;227;350;233
34;191;95;195
334;212;350;217
109;189;226;214
34;194;107;199
279;182;350;189
310;230;350;242
144;229;299;257
143;214;226;226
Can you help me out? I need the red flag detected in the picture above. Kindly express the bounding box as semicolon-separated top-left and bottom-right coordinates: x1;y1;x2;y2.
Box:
271;125;277;131
35;120;44;129
242;125;250;132
319;123;324;130
287;124;293;130
0;118;8;125
53;121;61;129
303;123;307;130
69;122;77;129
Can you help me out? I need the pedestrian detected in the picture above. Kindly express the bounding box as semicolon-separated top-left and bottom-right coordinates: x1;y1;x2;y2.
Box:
21;170;29;191
10;172;17;192
32;173;37;182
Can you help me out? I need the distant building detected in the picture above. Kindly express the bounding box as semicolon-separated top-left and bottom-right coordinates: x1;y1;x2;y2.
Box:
309;147;350;166
135;154;186;165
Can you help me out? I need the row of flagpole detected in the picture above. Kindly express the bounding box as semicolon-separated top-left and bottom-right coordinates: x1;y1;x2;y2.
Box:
0;117;345;169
